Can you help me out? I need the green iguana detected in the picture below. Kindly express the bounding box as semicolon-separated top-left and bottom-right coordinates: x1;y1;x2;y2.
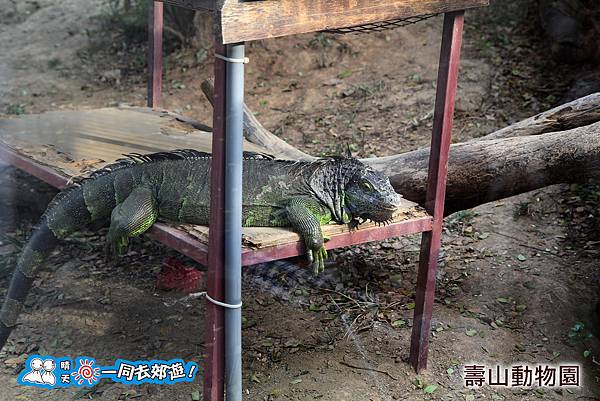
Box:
0;149;402;349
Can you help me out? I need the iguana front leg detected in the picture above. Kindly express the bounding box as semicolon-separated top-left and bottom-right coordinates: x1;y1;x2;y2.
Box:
284;197;330;275
106;186;158;260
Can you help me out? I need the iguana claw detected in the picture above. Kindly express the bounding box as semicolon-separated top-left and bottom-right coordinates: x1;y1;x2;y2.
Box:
308;246;327;275
104;231;128;262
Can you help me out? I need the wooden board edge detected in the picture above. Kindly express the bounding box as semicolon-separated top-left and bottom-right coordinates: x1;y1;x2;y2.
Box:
216;0;489;44
241;215;433;265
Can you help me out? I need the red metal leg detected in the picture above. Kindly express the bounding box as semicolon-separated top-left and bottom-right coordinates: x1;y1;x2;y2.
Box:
147;1;163;108
203;41;227;401
409;10;464;373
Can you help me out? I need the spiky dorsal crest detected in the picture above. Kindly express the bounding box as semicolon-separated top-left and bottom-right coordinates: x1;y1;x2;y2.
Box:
71;148;275;184
119;149;273;165
85;149;213;181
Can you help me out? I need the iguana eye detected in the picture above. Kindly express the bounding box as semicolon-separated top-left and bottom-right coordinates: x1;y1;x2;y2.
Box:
361;180;374;191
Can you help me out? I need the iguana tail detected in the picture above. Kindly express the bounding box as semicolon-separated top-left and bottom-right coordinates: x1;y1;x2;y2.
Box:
0;184;105;349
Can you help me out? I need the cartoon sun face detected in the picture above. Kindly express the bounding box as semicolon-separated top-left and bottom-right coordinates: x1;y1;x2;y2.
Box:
71;359;100;386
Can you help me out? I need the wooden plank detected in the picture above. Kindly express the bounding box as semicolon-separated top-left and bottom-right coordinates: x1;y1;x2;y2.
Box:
0;107;265;178
0;107;431;269
0;144;71;190
147;223;209;265
161;0;214;10
0;138;430;265
182;199;426;249
240;215;432;266
216;0;488;43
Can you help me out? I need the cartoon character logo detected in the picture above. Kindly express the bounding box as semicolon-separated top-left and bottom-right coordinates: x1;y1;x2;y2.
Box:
42;359;56;385
19;356;57;387
18;355;199;389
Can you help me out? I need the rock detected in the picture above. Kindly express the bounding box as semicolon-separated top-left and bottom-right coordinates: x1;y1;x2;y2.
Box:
4;354;27;368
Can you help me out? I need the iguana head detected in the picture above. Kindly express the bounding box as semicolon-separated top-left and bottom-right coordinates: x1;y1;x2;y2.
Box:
306;157;402;225
344;165;403;224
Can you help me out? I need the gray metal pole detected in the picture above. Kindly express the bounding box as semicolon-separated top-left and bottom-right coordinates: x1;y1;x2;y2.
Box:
224;42;245;401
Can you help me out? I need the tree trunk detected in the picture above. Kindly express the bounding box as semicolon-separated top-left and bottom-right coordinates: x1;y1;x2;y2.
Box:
367;121;600;214
199;80;600;214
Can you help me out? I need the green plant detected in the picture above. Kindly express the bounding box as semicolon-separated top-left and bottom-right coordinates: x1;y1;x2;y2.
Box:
96;0;194;47
309;32;333;49
6;104;26;115
514;201;532;217
567;322;595;360
47;58;62;70
99;0;152;44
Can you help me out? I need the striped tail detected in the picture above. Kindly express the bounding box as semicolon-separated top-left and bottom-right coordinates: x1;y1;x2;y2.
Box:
0;185;96;349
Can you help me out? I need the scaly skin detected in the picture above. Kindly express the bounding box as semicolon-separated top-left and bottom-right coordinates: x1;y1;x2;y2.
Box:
0;150;402;349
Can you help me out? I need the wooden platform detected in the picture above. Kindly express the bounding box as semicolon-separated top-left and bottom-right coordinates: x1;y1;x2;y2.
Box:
0;107;432;266
161;0;488;43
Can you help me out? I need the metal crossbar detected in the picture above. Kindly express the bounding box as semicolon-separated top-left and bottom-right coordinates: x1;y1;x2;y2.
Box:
323;14;436;34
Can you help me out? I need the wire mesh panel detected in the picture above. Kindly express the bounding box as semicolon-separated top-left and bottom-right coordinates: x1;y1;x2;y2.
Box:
323;13;436;34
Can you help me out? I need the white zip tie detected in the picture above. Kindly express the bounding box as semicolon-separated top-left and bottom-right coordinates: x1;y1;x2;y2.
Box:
215;53;249;64
205;292;243;309
163;291;242;309
188;291;243;309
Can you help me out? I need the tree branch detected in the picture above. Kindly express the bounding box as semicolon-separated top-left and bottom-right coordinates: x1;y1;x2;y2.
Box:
478;92;600;140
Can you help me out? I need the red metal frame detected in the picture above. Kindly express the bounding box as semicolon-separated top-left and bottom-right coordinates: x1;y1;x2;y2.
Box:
147;1;163;108
147;223;209;265
409;10;464;373
203;40;227;401
0;6;467;399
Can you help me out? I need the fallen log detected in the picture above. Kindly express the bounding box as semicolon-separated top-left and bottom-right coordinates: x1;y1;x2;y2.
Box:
199;80;600;214
367;121;600;214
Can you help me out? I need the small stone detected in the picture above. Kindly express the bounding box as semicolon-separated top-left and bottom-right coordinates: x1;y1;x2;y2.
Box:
4;354;26;367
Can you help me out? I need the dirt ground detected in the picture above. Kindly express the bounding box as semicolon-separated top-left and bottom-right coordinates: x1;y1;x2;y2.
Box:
0;0;599;400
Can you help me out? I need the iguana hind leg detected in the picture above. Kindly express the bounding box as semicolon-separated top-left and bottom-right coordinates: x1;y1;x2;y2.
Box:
105;186;158;260
284;197;330;275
